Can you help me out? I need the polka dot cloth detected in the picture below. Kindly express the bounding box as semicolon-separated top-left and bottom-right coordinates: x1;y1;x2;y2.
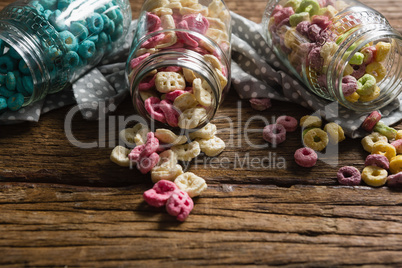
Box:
230;12;402;138
0;21;137;124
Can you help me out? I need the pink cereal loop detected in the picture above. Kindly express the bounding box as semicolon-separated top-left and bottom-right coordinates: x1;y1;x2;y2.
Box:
144;97;166;123
337;166;361;186
390;139;402;154
263;124;287;145
139;74;156;91
140;132;160;158
146;12;161;33
143;180;178;207
182;14;210;34
249;98;272;111
177;20;199;47
166;90;186;102
128;144;145;163
294;147;318;167
141;33;166;49
387;172;402;187
341;75;358;97
166;189;194;221
159;100;180;127
130;53;150;70
276;115;298;132
138;152;160;174
365;154;390;170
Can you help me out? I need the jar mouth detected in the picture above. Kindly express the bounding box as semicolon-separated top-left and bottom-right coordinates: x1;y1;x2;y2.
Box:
329;29;402;112
128;48;223;132
0;22;49;107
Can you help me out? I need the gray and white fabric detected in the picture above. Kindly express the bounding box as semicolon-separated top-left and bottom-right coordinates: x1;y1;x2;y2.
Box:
1;14;401;138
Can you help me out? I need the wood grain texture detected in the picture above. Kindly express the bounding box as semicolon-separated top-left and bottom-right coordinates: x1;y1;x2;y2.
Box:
0;0;401;267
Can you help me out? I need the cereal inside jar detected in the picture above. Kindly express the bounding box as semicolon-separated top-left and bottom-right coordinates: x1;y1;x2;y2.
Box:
126;0;231;130
262;0;402;112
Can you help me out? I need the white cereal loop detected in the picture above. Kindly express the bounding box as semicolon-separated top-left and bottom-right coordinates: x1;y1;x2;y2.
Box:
197;136;225;157
172;141;201;161
203;54;222;72
193;78;213;107
173;92;198;111
165;2;182;9
146;0;169;10
183;68;197;83
208;0;225;18
135;48;159;57
155;128;188;145
174;172;207;197
155;72;186;93
151;7;173;16
178;107;207;129
119;123;149;146
189;123;217;139
179;0;198;7
180;5;209;16
151;150;183;183
161;14;175;29
155;31;177;49
206;17;226;32
206;28;229;44
140;90;158;101
110;146;131;167
215;68;227;90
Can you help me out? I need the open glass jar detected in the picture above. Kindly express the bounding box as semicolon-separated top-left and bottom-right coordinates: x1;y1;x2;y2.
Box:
126;0;231;130
0;0;131;112
262;0;402;112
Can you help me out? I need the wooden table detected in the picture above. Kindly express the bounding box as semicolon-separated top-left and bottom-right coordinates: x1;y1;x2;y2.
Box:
1;0;401;266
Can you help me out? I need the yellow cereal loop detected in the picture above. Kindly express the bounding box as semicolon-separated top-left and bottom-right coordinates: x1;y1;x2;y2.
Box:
345;91;360;103
361;166;388;187
396;130;402;140
174;172;207;197
375;41;391;62
320;42;338;67
343;64;354;76
324;122;345;144
359;85;380;102
300;115;322;128
361;132;388;153
389;155;402;174
303;128;329;151
366;62;386;83
371;141;396;161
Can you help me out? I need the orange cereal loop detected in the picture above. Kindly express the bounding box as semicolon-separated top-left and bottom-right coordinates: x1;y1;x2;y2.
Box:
389;155;402;174
371;141;396;161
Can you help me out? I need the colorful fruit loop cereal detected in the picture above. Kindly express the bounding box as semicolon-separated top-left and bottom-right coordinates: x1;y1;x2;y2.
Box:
361;132;387;153
337;166;361;186
294;147;318;167
371;141;396;162
128;0;231;129
303;128;328;151
361;166;388;187
263;124;287;145
249;98;272;111
299;115;322;129
361;111;381;132
0;0;128;112
174;172;208;197
364;154;390;170
390;139;402;154
276;115;298;132
387;172;402;187
324;122;345;144
389;155;402;174
266;0;394;105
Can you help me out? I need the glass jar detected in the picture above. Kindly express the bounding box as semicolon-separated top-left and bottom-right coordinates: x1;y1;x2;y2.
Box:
262;0;402;112
0;0;131;112
126;0;231;130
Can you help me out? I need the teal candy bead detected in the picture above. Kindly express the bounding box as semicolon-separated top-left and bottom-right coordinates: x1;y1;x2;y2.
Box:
101;14;111;30
0;96;7;111
43;9;52;19
39;0;57;10
49;10;68;31
22;76;34;95
87;13;104;34
114;8;124;26
6;72;16;91
59;30;79;51
0;55;16;72
19;60;30;75
105;8;117;20
88;34;99;43
70;22;89;41
14;71;28;96
104;20;115;35
7;93;24;111
78;40;96;59
65;51;79;68
0;85;15;98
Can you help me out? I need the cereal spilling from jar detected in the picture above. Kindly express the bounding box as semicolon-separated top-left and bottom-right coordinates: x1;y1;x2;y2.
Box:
268;0;393;104
127;0;230;129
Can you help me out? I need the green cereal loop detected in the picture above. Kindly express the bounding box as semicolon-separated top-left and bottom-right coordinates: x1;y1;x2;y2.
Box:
5;72;16;91
284;0;302;10
65;51;79;68
78;40;96;59
348;52;364;65
19;60;30;75
373;121;397;140
7;92;24;111
0;85;15;98
0;96;7;110
70;22;89;41
59;30;79;52
22;76;34;95
357;74;376;96
0;55;15;73
39;0;57;10
289;12;310;27
295;0;320;16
